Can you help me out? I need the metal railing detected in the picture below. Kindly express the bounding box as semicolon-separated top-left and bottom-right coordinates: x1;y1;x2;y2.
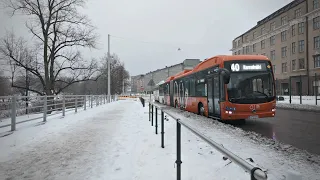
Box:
147;101;268;180
0;94;118;131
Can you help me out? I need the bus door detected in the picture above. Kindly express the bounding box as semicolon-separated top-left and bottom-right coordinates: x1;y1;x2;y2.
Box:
213;74;221;116
207;74;221;117
179;80;184;108
170;81;174;107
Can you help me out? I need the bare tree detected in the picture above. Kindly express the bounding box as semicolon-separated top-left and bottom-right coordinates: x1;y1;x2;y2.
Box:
80;53;130;95
1;0;99;95
0;76;12;96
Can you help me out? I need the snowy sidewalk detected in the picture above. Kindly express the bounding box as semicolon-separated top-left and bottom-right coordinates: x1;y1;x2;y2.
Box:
0;99;253;180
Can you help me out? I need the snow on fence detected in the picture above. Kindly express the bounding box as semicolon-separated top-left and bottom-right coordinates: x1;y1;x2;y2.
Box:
143;100;303;180
0;95;118;131
147;102;269;180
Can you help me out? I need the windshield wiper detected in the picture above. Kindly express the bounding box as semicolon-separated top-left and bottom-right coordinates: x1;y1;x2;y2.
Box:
253;91;269;98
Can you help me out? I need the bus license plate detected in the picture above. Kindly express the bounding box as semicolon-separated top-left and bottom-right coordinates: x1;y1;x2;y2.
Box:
248;115;258;120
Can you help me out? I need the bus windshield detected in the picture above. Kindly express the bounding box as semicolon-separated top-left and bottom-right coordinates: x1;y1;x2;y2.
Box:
227;72;275;104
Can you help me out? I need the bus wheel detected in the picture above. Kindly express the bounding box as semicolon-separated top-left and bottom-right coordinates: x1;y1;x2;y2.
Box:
198;103;205;116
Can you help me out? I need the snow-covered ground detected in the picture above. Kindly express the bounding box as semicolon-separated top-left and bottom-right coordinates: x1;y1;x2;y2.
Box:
1;99;319;180
0;99;250;180
276;96;320;111
154;103;320;180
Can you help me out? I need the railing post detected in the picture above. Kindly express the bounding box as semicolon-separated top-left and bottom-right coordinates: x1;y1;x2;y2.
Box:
161;110;164;148
43;96;47;122
151;104;154;126
96;96;98;106
155;107;158;134
62;95;65;116
299;74;302;104
315;73;318;105
289;76;292;104
176;121;182;180
75;96;78;113
104;95;106;104
149;103;151;121
91;95;93;108
11;96;17;131
84;96;87;110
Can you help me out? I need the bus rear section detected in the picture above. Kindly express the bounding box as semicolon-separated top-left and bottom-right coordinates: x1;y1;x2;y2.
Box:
206;58;276;121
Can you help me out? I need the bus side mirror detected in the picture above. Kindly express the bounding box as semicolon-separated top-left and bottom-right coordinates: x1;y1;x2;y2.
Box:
220;68;230;84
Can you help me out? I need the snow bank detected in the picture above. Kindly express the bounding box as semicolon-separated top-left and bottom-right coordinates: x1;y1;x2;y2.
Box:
156;104;320;180
276;96;320;112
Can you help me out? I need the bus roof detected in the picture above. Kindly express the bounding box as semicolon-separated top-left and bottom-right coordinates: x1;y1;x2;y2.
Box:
193;55;269;73
155;80;165;86
164;69;192;83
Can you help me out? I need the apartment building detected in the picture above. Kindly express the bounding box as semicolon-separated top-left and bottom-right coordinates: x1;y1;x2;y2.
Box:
230;0;320;95
131;59;200;93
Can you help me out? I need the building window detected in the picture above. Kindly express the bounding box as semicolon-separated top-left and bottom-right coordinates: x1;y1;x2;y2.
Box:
270;35;275;45
281;47;287;57
243;47;245;54
298;22;304;34
314;0;319;10
281;31;287;41
299;58;305;69
270;22;275;31
270;50;275;60
237;40;241;47
281;16;287;25
245;35;248;42
315;55;320;68
292;42;296;54
273;65;276;73
282;63;287;73
295;8;301;18
299;40;305;52
313;16;320;30
246;46;250;54
253;31;257;39
261;40;265;49
292;60;296;71
292;25;296;36
314;36;320;49
253;43;256;52
261;26;265;35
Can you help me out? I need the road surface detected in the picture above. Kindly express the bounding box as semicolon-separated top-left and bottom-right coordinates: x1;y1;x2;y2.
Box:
239;108;320;155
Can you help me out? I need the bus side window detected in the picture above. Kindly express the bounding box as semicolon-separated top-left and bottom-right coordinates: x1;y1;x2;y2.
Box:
190;77;195;96
185;79;189;95
196;83;206;97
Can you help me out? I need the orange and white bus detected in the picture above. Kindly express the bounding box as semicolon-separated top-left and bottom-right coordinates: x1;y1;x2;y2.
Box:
159;55;276;122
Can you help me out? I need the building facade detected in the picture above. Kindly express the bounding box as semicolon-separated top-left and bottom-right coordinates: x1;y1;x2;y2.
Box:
231;0;320;95
131;59;200;93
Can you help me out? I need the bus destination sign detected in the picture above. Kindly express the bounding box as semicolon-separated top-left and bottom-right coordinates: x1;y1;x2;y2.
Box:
225;62;269;72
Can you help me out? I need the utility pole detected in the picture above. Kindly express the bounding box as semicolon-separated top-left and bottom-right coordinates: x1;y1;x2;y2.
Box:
107;34;111;102
122;78;125;95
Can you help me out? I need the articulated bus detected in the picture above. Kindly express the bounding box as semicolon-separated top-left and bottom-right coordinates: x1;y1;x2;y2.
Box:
158;55;276;122
154;80;165;103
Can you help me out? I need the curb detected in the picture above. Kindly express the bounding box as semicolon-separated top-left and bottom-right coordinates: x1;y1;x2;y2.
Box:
276;105;320;113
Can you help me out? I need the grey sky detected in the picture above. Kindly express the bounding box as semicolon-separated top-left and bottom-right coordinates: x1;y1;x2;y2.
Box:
0;0;293;76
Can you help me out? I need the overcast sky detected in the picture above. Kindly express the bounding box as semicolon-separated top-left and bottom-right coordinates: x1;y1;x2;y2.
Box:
0;0;293;76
